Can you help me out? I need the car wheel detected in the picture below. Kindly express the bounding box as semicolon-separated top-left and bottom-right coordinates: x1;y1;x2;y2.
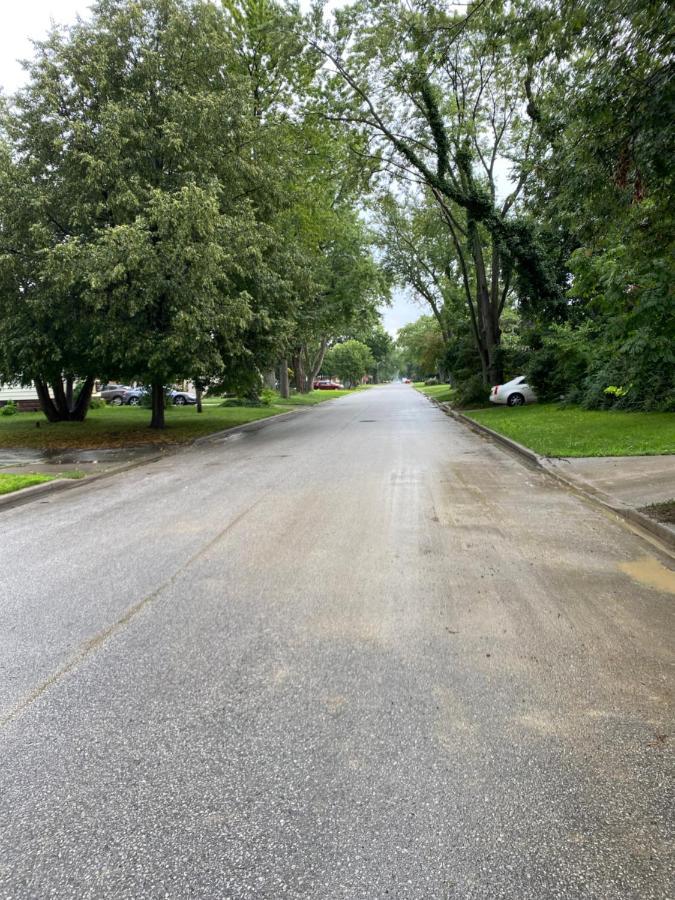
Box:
128;396;140;406
507;393;525;407
110;396;123;406
174;396;186;405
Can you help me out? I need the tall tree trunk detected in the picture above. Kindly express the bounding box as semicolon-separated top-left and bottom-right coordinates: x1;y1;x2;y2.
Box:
292;352;307;393
71;376;95;421
470;224;502;386
264;369;276;390
150;382;165;429
35;378;61;423
279;358;289;399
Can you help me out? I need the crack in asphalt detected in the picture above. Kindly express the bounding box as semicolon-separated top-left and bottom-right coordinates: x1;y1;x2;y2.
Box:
0;491;269;729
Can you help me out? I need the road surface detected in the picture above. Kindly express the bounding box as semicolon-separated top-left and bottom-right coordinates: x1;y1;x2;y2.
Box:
1;385;673;899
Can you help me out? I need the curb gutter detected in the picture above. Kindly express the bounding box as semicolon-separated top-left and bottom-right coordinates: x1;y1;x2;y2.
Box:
426;396;675;554
192;408;301;445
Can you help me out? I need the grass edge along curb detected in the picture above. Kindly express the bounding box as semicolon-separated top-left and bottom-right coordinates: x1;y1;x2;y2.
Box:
0;477;74;512
424;395;675;555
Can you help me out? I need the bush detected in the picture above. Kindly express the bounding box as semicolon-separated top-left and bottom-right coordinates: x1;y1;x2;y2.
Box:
0;401;18;416
88;397;106;409
424;377;439;386
260;387;278;407
454;374;488;407
220;396;264;408
579;360;675;412
525;323;592;403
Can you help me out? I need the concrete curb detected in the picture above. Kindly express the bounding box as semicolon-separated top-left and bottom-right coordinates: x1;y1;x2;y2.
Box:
425;395;675;554
0;478;74;512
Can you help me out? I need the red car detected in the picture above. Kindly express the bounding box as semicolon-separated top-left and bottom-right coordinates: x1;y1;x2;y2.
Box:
313;379;344;390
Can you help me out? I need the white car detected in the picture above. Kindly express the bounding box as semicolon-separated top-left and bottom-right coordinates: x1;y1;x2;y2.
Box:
489;376;537;406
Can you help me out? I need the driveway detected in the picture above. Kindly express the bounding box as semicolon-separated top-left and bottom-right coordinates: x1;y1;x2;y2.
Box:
0;385;673;899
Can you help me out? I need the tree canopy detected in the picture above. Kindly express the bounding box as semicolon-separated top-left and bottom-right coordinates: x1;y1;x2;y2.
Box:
0;0;672;423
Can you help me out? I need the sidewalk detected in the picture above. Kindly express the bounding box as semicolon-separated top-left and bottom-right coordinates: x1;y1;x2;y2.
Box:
546;455;675;536
432;399;675;549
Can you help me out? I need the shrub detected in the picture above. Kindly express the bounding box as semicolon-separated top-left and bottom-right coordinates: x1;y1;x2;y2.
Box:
525;323;592;403
88;397;106;409
0;401;18;416
424;377;439;386
260;387;278;407
220;396;264;407
454;374;488;407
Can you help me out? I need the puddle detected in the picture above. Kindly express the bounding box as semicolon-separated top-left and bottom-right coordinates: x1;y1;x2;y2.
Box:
0;446;161;468
619;557;675;595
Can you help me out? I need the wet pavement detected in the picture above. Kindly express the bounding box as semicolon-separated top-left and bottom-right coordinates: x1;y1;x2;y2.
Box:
0;385;673;899
0;445;165;477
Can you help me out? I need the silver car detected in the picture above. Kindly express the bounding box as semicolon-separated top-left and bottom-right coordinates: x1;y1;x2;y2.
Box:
100;384;130;405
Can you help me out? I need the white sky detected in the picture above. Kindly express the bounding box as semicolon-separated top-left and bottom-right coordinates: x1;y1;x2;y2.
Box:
0;0;419;337
0;1;93;95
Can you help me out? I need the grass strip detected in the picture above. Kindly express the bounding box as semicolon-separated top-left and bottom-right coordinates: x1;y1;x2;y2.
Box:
465;404;675;457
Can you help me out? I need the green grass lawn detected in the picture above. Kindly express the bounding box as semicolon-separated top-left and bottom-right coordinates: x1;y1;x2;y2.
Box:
465;404;675;457
276;388;362;406
0;473;55;495
0;404;284;450
414;382;456;403
0;388;366;450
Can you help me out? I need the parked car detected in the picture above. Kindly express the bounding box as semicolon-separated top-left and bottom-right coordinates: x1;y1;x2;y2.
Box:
489;376;537;406
313;380;344;390
123;387;197;406
100;384;130;405
169;389;197;406
122;387;145;406
402;378;412;384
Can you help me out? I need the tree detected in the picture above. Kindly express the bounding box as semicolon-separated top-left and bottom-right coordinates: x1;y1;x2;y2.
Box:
323;339;374;387
395;316;446;381
514;0;675;408
313;0;557;385
0;139;100;421
0;0;261;427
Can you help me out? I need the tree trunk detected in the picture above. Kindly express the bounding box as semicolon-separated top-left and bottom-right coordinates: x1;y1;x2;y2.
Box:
264;369;276;390
279;358;289;399
470;224;502;386
196;384;203;414
306;338;328;393
150;382;165;429
35;378;61;423
71;376;95;421
51;378;71;419
292;352;307;393
65;375;74;412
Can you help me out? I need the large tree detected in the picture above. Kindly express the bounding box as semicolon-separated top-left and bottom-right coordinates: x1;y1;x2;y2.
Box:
312;0;555;385
513;0;675;408
0;0;261;427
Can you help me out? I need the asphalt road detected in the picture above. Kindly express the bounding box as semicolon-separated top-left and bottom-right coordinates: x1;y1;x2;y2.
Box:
1;385;673;900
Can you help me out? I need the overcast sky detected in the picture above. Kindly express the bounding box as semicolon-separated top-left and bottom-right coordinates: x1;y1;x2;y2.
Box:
1;0;419;337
